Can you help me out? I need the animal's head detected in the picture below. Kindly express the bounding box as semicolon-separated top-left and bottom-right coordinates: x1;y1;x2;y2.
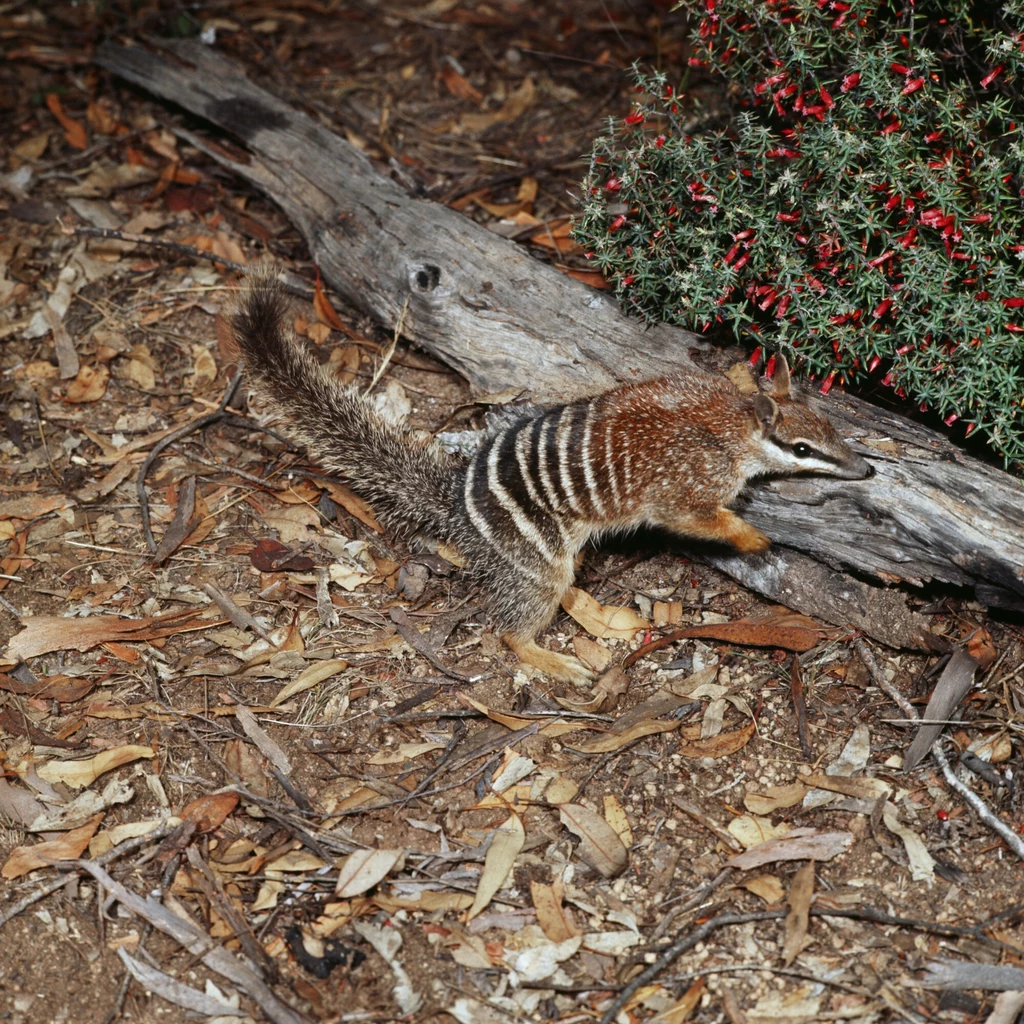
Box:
740;355;873;481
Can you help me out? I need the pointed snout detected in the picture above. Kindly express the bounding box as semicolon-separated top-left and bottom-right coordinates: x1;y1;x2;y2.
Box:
835;453;874;480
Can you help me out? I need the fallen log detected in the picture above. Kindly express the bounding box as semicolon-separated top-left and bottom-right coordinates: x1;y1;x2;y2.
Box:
96;39;1024;644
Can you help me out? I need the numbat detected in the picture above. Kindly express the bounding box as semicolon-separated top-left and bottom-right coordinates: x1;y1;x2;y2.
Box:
231;271;872;684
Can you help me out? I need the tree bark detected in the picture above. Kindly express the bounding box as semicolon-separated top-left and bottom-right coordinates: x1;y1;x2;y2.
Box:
96;39;1024;641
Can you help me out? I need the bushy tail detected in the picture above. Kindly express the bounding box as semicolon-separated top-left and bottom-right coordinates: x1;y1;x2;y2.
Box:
230;268;459;540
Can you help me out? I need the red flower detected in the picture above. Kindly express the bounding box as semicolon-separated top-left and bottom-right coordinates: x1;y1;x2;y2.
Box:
901;77;925;95
840;72;860;92
980;64;1004;88
624;110;645;126
890;62;911;75
609;214;627;231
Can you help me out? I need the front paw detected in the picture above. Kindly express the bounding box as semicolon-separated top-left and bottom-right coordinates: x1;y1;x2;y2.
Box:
734;526;771;553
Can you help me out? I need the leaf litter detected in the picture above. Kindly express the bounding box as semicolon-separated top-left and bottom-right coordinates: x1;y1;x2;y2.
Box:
1;4;1023;1024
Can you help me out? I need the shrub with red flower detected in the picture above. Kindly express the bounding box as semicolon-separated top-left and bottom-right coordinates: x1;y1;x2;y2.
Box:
574;0;1024;469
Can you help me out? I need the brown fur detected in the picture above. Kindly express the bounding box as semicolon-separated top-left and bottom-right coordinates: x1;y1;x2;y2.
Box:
231;269;872;684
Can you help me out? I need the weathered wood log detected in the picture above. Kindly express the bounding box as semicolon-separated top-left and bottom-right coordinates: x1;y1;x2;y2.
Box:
96;39;1024;641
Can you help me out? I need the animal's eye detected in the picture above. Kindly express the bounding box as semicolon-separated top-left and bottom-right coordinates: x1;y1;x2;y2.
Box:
792;443;814;458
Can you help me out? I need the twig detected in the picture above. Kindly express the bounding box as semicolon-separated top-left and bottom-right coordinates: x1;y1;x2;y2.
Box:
138;370;242;552
932;739;1024;860
858;640;1023;860
599;903;1020;1024
0;820;179;930
72;859;307;1024
853;638;917;719
364;296;407;394
790;653;813;760
64;224;250;275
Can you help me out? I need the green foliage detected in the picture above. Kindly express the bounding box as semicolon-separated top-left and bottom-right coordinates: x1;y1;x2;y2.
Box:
575;0;1024;469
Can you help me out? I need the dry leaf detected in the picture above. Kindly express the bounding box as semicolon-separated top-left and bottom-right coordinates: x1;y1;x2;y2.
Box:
366;741;445;765
46;93;87;150
37;744;155;790
561;587;649;640
650;978;705;1024
678;719;756;759
457;77;535;133
727;829;854;870
572;635;611;672
741;874;786;904
603;794;633;847
467;813;524;920
313;277;346;331
782;860;815;965
336;849;404;898
65;364;109;403
729;814;792;850
2;813;103;879
319;480;382;532
531;880;579;942
440;63;483;104
566;717;679;754
269;658;348;708
744;782;808;815
559;802;628;878
179;792;239;832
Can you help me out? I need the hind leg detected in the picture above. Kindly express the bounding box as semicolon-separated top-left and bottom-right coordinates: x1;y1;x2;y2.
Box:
488;559;594;686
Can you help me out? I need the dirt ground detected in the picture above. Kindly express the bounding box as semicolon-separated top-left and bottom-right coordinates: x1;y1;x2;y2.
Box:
1;3;1023;1024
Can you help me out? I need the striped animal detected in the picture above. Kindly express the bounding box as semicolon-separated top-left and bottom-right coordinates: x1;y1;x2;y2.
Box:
231;271;871;684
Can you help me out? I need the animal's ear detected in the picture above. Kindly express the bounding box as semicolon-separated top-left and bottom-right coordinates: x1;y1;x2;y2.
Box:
769;353;791;398
753;393;780;435
726;361;759;394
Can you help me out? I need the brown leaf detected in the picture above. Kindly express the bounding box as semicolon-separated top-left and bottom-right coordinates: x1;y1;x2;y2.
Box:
559;802;628;878
531;880;579;942
180;792;239;832
0;672;96;703
5;608;205;660
150;476;198;564
313;276;346;331
457;77;535;133
65;364;109;403
250;538;315;572
36;745;154;790
566;717;678;754
468;813;524;920
335;848;404;898
677;719;756;759
320;480;383;533
440;63;483;104
561;586;649;640
727;829;853;870
782;860;815;965
0;707;80;747
46;93;87;150
2;813;103;879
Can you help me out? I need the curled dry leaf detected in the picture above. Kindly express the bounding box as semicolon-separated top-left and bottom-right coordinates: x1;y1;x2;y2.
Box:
467;812;525;921
559;802;628;879
566;717;679;754
36;744;155;790
561;586;649;640
603;794;633;847
2;812;104;879
65;364;109;403
677;719;756;759
335;849;404;899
